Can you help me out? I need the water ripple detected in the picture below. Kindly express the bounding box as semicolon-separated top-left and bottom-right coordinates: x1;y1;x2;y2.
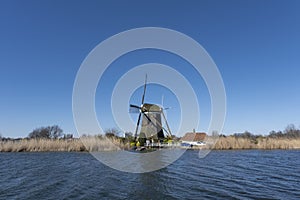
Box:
0;150;299;199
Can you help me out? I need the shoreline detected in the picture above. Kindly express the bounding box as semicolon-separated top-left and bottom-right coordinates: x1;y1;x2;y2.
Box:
1;137;300;152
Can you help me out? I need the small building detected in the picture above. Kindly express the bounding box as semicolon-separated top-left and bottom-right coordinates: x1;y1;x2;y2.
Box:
180;132;206;147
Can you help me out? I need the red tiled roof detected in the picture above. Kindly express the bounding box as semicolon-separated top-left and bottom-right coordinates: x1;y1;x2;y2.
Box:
180;132;206;141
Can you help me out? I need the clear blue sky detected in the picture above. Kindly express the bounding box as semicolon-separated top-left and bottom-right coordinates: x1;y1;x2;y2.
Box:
0;0;299;138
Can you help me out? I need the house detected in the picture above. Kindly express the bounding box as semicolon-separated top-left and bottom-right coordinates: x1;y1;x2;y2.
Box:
180;132;206;147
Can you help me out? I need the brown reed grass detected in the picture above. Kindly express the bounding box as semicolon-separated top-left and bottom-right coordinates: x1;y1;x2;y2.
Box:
213;136;300;150
1;136;299;152
0;137;127;152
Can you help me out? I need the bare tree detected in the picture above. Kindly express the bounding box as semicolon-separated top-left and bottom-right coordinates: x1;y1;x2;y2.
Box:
284;124;300;138
28;125;63;139
49;125;63;139
284;124;296;133
105;128;120;137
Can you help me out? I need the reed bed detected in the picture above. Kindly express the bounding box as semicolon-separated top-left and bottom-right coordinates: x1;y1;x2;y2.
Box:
213;136;300;150
0;137;127;152
255;137;300;149
1;136;299;152
80;136;127;151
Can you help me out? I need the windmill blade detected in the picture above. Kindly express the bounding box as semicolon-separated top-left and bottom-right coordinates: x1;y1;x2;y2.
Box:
130;104;141;109
144;113;163;131
141;74;147;104
162;111;172;138
134;113;142;140
143;112;152;123
161;95;171;110
129;104;141;113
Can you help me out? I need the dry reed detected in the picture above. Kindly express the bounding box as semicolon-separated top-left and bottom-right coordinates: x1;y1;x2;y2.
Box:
1;136;299;152
213;136;300;150
0;137;127;152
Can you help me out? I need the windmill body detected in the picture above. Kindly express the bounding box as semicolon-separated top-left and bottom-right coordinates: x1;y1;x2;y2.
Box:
140;106;164;139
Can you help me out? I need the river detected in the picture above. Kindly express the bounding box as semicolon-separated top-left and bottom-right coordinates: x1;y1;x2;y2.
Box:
0;150;299;199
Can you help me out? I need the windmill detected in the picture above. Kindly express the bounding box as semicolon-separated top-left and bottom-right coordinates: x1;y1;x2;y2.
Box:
129;75;172;146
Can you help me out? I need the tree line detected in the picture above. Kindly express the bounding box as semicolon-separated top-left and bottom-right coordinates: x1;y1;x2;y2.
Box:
230;124;300;139
0;125;72;141
1;124;300;141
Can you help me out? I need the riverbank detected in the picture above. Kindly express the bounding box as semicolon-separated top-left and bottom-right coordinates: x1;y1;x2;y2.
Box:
1;136;300;152
0;137;125;152
213;136;300;150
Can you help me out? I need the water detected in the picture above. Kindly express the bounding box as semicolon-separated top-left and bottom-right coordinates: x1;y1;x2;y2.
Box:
0;150;299;199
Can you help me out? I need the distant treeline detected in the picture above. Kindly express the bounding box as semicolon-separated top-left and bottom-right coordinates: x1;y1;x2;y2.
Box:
225;124;300;140
1;124;300;141
0;125;73;141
